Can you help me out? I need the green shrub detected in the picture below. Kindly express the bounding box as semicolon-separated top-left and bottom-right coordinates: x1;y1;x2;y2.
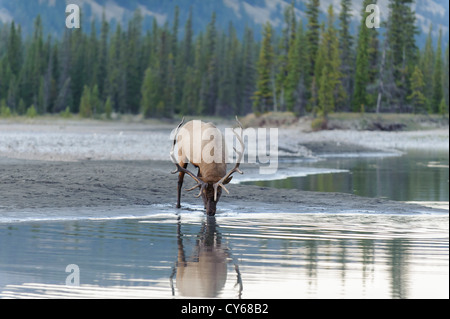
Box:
26;105;37;118
0;105;12;117
60;106;72;118
311;117;328;131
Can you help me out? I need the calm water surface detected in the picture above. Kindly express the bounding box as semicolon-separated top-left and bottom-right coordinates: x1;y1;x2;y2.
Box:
0;151;448;299
0;208;448;299
243;151;449;202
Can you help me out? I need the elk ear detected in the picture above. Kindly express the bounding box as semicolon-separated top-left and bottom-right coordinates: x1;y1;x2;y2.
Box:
223;176;233;185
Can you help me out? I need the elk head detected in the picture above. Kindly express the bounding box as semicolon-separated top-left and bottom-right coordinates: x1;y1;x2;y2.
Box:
170;116;245;216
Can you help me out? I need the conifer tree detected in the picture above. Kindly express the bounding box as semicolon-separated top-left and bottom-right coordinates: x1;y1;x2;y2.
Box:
385;0;418;111
316;5;344;118
125;9;143;114
20;15;45;111
141;67;156;118
444;43;449;109
306;0;320;81
97;12;109;100
0;57;12;102
0;2;441;118
275;1;296;111
253;22;274;114
338;0;354;111
353;0;370;112
238;26;256;115
7;21;22;77
286;23;307;114
79;85;92;118
104;96;113;119
204;12;219;115
408;65;426;113
420;24;434;109
431;28;443;113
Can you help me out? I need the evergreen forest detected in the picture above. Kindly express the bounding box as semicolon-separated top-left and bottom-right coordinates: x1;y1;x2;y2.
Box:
0;0;448;120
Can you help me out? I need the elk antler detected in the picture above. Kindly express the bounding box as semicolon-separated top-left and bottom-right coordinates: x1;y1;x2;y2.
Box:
213;116;245;201
170;117;207;198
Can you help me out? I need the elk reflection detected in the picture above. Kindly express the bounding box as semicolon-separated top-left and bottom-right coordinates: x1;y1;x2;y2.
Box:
170;216;242;298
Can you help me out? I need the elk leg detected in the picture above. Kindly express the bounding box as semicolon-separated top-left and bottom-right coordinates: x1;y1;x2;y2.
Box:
176;162;188;208
195;166;206;209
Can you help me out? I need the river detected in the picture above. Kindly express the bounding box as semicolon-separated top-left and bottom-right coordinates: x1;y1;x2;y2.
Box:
0;151;448;299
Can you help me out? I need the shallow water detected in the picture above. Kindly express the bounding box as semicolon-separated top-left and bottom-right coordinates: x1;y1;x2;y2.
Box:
242;151;449;202
1;151;448;299
0;205;448;299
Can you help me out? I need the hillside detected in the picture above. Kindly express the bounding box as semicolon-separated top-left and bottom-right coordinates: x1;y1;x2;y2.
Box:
0;0;448;47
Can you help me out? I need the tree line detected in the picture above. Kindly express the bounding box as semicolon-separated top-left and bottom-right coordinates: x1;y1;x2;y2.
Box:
0;0;448;120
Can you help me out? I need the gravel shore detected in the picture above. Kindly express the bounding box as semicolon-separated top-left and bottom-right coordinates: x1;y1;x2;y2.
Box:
0;119;448;215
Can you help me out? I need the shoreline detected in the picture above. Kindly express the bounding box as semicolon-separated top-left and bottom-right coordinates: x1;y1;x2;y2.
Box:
0;119;448;162
0;158;447;218
0;120;448;217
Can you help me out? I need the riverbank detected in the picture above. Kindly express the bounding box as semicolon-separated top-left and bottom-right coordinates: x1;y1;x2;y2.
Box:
0;116;448;162
0;118;448;216
0;158;447;218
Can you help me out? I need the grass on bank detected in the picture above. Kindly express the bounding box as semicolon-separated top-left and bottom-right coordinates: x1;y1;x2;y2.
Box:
0;106;448;132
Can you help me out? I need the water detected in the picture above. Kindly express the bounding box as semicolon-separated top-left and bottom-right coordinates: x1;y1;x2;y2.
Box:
242;151;449;202
0;205;448;299
0;151;448;299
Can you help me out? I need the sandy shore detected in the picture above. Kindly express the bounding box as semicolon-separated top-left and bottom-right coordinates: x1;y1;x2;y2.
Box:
0;158;444;215
0;119;448;215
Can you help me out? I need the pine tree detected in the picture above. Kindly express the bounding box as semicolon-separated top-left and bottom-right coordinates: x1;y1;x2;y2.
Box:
253;22;274;114
86;20;98;88
20;15;45;111
316;5;344;118
91;84;100;115
79;85;92;118
97;12;109;101
353;0;373;112
183;7;194;67
216;22;239;116
431;28;443;113
444;43;449;110
104;96;113;119
70;26;87;113
105;24;125;113
55;29;72;112
173;6;187;111
7;21;22;77
126;9;143;114
165;52;175;118
438;98;447;115
180;66;198;115
286;23;307;114
204;12;219;115
140;67;155;118
318;66;334;119
420;24;434;109
238;26;256;115
275;1;296;111
7;75;18;113
43;41;56;113
338;0;354;111
385;0;418;111
306;0;320;81
194;32;206;115
0;56;12;102
408;65;426;113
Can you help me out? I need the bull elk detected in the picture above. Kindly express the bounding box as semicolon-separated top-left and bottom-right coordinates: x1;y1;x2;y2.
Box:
170;116;245;216
170;217;242;298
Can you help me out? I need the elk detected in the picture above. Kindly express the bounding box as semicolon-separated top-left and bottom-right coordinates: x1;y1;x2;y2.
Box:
170;217;242;298
170;116;245;216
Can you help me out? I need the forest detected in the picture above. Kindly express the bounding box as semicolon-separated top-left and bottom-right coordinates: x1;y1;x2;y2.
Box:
0;0;448;120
